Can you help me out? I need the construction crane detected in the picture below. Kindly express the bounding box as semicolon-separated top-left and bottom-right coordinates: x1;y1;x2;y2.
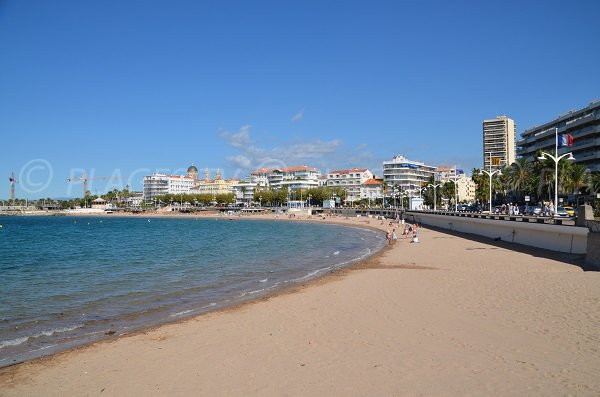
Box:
9;172;18;203
66;170;129;198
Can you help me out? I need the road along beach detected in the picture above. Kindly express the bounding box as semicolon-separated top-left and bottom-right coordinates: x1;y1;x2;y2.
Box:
1;214;599;396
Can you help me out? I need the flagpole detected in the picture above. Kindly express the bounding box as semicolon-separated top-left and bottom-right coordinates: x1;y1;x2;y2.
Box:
554;127;558;216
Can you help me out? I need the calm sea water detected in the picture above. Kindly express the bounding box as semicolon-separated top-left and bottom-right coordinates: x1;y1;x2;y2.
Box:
0;216;384;366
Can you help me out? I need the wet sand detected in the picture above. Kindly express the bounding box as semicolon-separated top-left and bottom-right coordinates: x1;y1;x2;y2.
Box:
1;214;599;396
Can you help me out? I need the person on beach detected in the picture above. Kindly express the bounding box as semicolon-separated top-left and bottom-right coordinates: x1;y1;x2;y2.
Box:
411;223;420;243
392;229;397;245
386;230;391;246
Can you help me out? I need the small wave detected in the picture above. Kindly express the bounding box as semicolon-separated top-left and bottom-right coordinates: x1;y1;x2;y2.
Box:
170;309;193;318
0;324;83;349
0;336;29;348
200;303;217;310
333;251;340;255
293;266;332;282
258;278;268;283
238;288;266;298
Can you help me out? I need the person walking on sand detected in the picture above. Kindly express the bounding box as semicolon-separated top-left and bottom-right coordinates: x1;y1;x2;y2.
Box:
386;230;392;246
392;229;398;245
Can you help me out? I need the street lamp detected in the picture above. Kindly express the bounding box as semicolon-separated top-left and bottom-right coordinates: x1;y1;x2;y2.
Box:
480;153;502;214
428;183;442;211
538;127;575;216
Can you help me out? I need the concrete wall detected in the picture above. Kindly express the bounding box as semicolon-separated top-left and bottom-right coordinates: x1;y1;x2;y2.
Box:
404;211;589;254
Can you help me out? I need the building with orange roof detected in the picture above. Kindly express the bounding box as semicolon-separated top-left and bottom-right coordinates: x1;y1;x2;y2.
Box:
325;168;374;204
360;178;384;203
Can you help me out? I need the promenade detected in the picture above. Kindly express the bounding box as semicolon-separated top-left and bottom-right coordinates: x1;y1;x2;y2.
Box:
1;215;599;396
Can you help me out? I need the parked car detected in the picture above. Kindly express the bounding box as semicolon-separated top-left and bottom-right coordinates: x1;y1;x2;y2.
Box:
555;207;570;217
468;204;482;213
525;205;542;216
562;206;575;217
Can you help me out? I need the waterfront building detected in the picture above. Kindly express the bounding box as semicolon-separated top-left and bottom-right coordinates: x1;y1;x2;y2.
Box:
318;175;328;186
436;166;476;204
483;116;516;171
142;164;200;200
190;168;238;196
91;197;107;210
382;155;436;192
360;179;383;202
142;173;196;199
231;180;257;205
249;166;320;191
435;166;457;182
517;98;600;172
326;168;374;204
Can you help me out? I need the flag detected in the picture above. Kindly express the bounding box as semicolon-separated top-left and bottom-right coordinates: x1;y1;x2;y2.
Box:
456;169;464;174
559;133;574;148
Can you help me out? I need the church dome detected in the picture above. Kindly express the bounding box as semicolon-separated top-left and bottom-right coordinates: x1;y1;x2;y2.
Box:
187;165;198;173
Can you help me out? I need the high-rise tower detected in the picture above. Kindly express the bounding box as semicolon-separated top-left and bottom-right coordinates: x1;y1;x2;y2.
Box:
482;116;516;171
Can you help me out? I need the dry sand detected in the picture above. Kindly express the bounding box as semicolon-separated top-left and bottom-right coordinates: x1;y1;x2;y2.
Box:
1;214;599;396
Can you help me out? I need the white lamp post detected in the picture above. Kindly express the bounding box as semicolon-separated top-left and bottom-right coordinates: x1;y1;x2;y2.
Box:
537;127;575;216
428;183;442;211
480;153;502;214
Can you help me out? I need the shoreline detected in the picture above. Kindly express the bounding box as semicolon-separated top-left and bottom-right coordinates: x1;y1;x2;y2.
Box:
2;214;599;396
0;213;389;370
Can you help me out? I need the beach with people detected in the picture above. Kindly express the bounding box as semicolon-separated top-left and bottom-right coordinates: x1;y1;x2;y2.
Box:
1;212;599;396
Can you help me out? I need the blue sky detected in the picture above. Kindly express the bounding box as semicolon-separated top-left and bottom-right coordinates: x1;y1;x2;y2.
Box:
1;0;599;198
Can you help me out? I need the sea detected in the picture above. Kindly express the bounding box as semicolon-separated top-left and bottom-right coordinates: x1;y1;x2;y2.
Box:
0;216;384;367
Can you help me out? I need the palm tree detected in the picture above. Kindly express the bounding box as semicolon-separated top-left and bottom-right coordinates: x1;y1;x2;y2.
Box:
471;168;487;204
565;163;589;195
507;158;531;201
591;171;600;194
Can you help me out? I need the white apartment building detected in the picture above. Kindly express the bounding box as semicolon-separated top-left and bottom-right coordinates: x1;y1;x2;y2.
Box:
326;168;374;203
456;175;476;203
249;166;320;191
231;180;257;204
383;155;436;192
360;179;383;202
483;116;516;171
142;174;196;200
436;166;476;204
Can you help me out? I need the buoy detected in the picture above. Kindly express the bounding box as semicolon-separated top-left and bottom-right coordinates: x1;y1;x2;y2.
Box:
0;225;3;228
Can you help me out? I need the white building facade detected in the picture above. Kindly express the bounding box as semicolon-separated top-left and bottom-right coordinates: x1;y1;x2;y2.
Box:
383;155;437;192
326;168;374;204
249;166;320;191
436;166;476;204
231;180;258;204
142;174;196;200
360;179;383;202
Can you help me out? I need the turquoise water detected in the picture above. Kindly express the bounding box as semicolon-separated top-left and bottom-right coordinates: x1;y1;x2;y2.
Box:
0;216;384;366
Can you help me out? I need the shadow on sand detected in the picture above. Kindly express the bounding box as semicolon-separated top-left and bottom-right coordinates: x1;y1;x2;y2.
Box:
422;224;595;272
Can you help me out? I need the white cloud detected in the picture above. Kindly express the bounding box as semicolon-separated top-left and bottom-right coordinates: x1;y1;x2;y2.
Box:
291;108;305;123
219;125;251;148
219;125;344;172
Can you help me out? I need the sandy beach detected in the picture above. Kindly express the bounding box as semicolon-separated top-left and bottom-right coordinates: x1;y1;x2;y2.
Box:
1;214;599;396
